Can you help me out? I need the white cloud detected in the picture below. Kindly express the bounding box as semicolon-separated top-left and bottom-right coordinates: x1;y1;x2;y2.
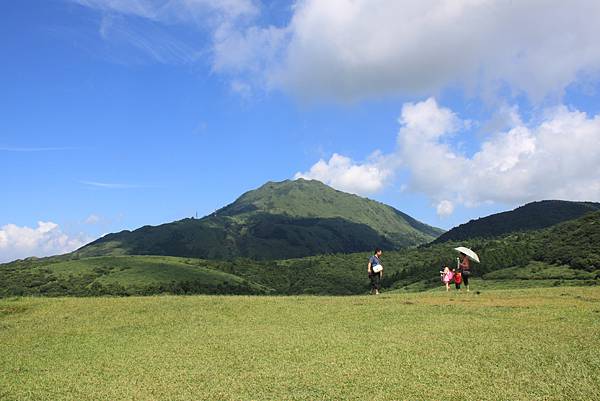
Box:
230;79;252;97
73;0;259;22
399;97;461;140
212;24;289;76
294;153;393;195
299;98;600;215
396;98;600;212
74;1;600;102
396;98;468;198
0;222;91;263
98;14;200;64
0;147;77;152
79;180;146;189
272;0;600;102
436;200;454;217
84;214;102;225
72;0;261;65
73;0;161;19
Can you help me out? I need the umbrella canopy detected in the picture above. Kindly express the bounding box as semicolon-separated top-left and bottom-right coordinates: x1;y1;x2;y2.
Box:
454;246;480;263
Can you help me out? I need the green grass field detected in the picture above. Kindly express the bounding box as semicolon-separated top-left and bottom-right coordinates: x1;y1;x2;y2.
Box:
1;287;599;400
47;256;264;289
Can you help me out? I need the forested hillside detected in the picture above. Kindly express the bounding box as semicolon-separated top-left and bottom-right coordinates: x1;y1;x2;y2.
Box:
2;211;599;297
434;200;600;243
75;179;443;260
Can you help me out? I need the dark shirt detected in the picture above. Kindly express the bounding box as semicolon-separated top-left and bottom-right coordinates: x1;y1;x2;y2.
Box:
369;255;381;267
369;255;382;275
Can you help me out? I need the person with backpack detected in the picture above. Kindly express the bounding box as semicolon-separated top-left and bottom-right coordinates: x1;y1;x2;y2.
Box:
367;248;383;295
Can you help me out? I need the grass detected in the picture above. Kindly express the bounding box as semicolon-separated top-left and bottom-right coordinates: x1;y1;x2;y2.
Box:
7;252;598;298
0;256;271;296
483;261;597;280
48;256;250;287
1;287;600;400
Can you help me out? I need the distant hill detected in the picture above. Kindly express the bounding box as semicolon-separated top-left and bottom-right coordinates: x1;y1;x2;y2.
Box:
533;209;600;270
0;255;271;297
76;179;444;260
2;210;599;297
433;200;600;243
376;208;600;292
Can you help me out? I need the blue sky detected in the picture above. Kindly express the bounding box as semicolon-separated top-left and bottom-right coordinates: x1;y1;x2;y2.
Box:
2;0;600;262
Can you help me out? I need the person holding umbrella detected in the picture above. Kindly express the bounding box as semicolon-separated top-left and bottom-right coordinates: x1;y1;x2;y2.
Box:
455;246;480;292
458;252;471;291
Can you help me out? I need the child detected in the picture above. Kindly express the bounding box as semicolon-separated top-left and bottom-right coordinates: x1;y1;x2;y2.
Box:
453;269;462;291
442;266;454;292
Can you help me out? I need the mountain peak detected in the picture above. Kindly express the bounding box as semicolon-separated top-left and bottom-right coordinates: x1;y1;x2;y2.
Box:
78;179;443;260
217;179;353;217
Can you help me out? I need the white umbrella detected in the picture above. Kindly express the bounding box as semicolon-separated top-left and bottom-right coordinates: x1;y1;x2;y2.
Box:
454;246;480;263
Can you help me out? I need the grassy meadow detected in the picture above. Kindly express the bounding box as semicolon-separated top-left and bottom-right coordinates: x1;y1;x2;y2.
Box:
1;286;599;400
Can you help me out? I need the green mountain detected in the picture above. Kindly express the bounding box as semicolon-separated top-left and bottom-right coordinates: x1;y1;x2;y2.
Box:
6;186;600;298
433;200;600;243
532;209;600;270
3;210;599;298
395;209;600;289
76;179;444;260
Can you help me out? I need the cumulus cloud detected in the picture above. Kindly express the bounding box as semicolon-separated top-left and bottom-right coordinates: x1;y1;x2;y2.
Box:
272;0;600;102
212;24;288;75
436;200;454;217
294;153;394;195
396;98;600;215
0;222;91;263
297;98;600;216
73;1;600;102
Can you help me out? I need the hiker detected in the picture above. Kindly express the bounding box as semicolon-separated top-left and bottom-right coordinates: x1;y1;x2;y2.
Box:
458;252;471;291
441;266;453;292
367;248;383;295
453;269;462;291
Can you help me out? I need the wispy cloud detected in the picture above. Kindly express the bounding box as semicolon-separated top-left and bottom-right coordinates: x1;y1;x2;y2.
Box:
98;14;203;65
71;0;258;66
84;214;102;224
79;180;148;189
0;147;78;152
71;0;259;23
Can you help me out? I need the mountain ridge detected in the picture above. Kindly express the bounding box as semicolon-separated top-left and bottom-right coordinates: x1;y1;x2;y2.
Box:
433;200;600;243
76;179;444;260
4;209;599;297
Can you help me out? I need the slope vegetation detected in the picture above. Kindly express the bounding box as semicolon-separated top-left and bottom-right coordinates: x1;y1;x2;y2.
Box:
433;200;600;243
76;179;444;260
0;255;269;296
3;211;599;297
